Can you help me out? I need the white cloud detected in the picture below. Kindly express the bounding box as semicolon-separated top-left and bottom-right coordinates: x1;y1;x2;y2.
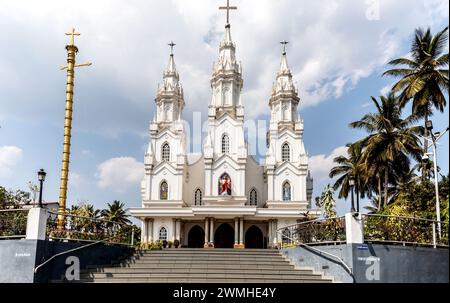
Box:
309;146;347;183
96;157;144;193
0;145;23;177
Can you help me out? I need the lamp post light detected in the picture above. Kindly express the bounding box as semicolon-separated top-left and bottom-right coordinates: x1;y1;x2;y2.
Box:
37;169;47;208
349;177;356;213
422;124;449;239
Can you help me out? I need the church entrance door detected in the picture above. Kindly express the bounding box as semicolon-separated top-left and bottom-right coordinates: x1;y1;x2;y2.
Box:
188;225;205;248
245;225;264;249
214;223;234;248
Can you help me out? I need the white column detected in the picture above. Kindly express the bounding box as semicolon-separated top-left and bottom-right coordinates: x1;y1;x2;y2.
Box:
205;218;209;245
239;218;244;246
176;219;181;241
171;219;176;242
268;220;272;248
272;220;278;246
209;218;215;244
148;219;154;242
345;212;364;244
234;218;239;246
143;219;148;244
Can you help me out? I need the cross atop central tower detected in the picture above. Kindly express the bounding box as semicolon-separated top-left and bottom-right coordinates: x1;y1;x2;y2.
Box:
219;0;237;26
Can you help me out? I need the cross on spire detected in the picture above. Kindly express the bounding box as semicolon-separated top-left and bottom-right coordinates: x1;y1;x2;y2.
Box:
280;41;289;54
168;41;176;55
219;0;237;26
65;27;80;46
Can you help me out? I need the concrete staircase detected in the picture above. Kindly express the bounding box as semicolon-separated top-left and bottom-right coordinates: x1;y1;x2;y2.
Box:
77;249;334;283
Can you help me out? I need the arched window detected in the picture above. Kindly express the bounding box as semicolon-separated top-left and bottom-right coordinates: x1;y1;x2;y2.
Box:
222;134;230;154
162;143;170;162
218;173;232;196
159;227;167;241
282;181;291;201
160;181;168;200
249;189;257;206
195;189;202;206
282;143;290;162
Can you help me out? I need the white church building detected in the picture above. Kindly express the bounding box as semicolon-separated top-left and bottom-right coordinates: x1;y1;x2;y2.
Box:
130;15;317;249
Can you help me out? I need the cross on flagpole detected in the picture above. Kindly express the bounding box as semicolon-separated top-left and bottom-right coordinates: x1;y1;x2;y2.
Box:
65;27;80;46
219;0;237;25
280;41;289;54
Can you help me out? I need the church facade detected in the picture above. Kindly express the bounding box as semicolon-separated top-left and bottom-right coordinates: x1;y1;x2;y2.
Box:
130;21;316;249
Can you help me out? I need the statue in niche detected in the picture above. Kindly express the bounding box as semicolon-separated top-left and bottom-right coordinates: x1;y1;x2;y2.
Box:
218;173;232;196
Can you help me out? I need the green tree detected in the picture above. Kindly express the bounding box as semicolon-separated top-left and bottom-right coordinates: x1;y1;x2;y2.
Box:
101;200;131;226
350;92;423;208
383;26;449;158
315;185;337;218
329;141;367;210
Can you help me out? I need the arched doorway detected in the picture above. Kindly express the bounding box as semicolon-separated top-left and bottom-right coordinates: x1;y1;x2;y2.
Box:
245;225;264;249
188;225;205;248
214;223;234;248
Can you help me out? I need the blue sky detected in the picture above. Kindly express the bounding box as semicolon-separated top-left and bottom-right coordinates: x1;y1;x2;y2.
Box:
0;0;448;216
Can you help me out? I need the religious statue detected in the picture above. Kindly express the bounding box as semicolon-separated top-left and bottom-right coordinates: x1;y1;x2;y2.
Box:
219;174;232;196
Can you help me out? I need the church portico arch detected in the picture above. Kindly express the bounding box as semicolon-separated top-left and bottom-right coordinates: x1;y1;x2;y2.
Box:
188;225;205;248
214;223;235;248
245;225;264;249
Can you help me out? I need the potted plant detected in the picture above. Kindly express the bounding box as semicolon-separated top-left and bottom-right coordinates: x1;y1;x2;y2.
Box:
174;239;180;248
162;240;168;248
168;241;173;248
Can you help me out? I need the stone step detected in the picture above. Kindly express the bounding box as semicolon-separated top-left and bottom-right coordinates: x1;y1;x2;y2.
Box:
81;272;327;280
59;249;334;284
82;268;313;275
131;257;286;262
135;250;281;256
77;278;332;283
133;254;282;258
121;260;291;266
137;249;279;253
87;264;297;270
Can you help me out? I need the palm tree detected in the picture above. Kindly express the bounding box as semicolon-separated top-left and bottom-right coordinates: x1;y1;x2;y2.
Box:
101;200;131;227
329;141;365;211
383;26;449;157
350;92;423;207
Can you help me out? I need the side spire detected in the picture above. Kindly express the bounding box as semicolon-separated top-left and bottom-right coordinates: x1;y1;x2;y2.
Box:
272;41;297;96
154;42;185;124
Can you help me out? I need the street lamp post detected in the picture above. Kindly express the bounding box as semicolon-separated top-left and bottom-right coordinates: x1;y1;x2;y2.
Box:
37;169;47;208
349;177;356;213
422;121;449;239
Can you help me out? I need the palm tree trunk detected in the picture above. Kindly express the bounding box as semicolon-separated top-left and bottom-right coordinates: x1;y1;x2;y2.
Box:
377;175;382;211
355;182;360;212
384;167;389;207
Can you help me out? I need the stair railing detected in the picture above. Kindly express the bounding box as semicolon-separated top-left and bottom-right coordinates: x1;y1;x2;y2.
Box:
276;220;354;281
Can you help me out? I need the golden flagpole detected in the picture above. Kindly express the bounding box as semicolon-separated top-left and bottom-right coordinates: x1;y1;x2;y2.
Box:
57;28;91;228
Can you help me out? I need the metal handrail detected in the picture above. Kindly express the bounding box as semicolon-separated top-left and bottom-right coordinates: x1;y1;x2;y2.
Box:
0;209;29;212
276;229;354;281
362;214;448;248
46;210;128;227
362;213;448;224
45;210;135;246
282;216;346;230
